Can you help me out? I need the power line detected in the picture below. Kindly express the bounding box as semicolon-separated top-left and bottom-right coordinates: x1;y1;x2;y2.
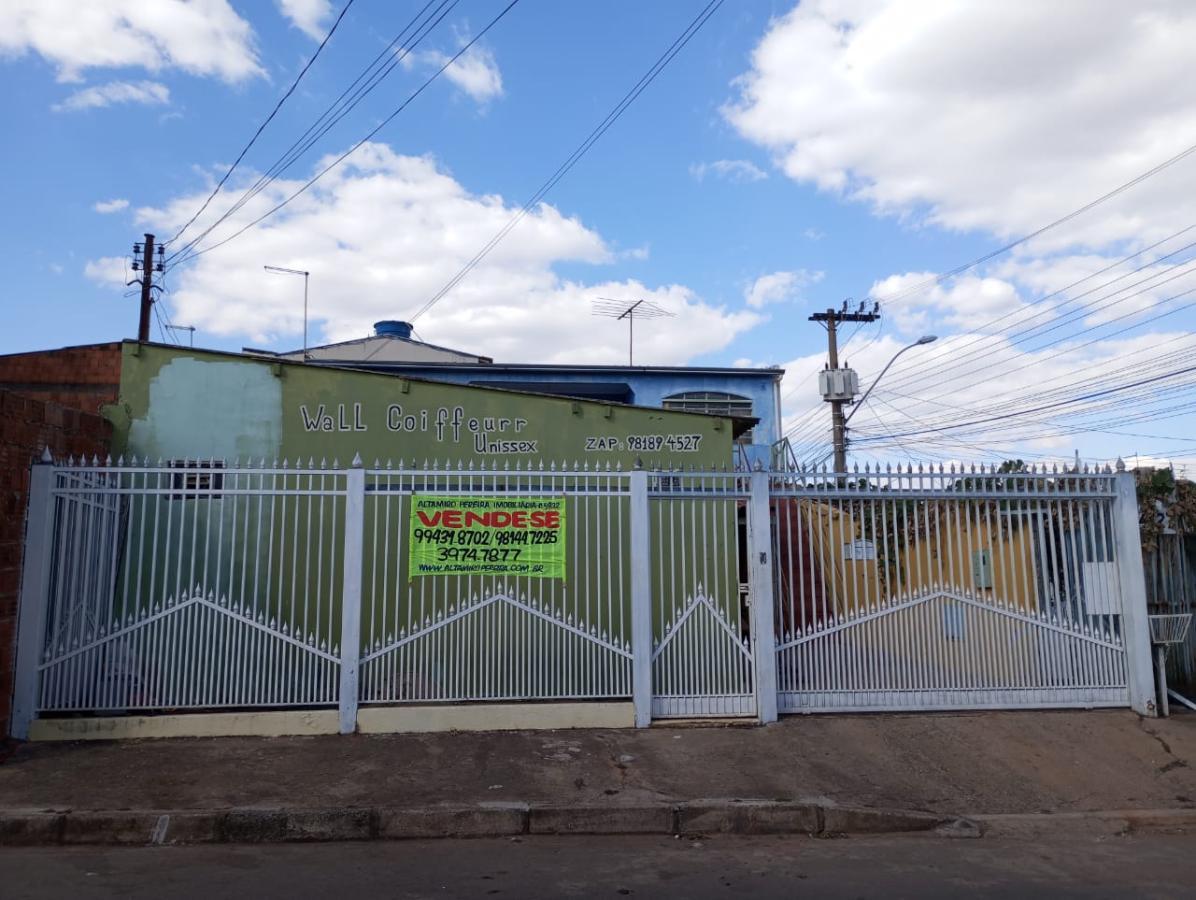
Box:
166;0;457;268
865;228;1196;393
407;0;726;323
166;1;520;269
877;291;1196;433
808;268;1196;448
864;138;1196;309
165;0;357;248
791;225;1196;447
853;359;1196;442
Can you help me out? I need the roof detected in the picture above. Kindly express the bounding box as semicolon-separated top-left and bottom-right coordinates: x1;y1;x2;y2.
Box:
128;340;757;437
307;360;785;379
245;332;492;365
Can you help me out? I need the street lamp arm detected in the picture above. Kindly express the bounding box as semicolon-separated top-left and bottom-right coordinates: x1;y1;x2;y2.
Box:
844;335;936;425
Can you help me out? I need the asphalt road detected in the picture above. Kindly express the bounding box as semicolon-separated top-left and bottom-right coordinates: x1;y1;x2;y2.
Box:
2;833;1193;899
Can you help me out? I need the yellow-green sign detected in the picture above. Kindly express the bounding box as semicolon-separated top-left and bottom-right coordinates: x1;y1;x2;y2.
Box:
409;495;567;578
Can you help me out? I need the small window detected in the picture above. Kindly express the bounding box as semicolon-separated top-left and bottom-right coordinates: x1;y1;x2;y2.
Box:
662;391;754;443
169;460;225;500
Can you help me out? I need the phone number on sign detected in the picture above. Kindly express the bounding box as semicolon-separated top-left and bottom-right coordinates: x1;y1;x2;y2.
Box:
626;434;703;452
412;529;560;546
435;547;524;562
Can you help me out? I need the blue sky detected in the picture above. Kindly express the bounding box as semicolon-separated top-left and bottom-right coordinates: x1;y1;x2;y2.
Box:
3;1;1196;471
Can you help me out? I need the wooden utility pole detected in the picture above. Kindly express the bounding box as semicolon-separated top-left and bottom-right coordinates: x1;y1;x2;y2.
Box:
132;233;162;342
810;304;880;472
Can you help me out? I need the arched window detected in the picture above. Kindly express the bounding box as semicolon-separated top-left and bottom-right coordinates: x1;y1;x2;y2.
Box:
661;391;754;442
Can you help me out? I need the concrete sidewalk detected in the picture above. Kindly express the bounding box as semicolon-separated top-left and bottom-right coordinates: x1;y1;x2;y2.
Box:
1;710;1194;844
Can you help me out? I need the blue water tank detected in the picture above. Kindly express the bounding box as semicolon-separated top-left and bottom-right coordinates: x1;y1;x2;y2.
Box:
374;320;413;339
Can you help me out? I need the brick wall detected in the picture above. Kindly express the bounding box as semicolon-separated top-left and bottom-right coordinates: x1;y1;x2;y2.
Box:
0;343;122;416
1;390;112;737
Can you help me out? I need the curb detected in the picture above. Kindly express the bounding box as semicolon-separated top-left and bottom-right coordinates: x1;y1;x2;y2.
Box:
2;802;1191;847
0;800;959;847
972;808;1196;838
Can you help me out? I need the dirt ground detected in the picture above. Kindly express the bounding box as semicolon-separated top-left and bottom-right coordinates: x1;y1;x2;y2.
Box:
2;709;1194;817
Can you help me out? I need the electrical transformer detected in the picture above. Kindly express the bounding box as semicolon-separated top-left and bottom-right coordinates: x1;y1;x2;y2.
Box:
818;367;859;402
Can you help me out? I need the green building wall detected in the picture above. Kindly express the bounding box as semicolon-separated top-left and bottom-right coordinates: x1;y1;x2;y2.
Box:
108;342;734;469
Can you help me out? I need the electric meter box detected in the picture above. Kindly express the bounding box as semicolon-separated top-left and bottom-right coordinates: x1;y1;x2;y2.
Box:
818;367;859;402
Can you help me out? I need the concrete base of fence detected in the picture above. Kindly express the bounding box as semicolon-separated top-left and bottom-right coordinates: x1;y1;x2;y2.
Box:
3;801;1192;846
26;703;635;741
28;710;340;741
0;801;961;846
356;701;635;734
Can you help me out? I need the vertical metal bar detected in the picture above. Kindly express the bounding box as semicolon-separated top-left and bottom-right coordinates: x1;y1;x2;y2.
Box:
629;468;652;726
10;457;56;738
338;456;365;733
748;469;778;722
1113;465;1157;715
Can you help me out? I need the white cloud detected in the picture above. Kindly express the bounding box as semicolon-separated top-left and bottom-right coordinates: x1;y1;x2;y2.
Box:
0;0;262;83
802;228;824;241
84;256;128;285
54;80;169;112
275;0;331;40
402;45;503;104
93;198;130;214
869;271;1028;336
111;143;759;363
745;269;822;308
725;1;1196;252
689;159;768;183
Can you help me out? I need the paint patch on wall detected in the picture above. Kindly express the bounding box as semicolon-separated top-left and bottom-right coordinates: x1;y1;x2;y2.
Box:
127;358;282;461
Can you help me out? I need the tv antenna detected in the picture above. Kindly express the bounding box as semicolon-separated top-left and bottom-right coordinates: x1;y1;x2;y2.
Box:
164;323;196;347
592;297;674;365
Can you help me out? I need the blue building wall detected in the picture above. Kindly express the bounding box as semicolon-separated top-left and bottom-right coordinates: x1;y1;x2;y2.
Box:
324;363;783;466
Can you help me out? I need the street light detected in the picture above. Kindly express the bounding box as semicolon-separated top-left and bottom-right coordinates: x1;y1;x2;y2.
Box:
844;334;937;426
264;265;310;360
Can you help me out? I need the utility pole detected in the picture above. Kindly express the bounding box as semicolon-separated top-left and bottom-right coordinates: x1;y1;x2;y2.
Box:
130;233;163;342
811;301;880;472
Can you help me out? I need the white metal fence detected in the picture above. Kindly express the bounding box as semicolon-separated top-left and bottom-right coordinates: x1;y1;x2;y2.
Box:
9;455;1158;738
769;465;1145;712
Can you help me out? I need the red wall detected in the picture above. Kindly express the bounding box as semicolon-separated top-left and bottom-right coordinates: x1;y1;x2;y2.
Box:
1;389;113;737
0;343;122;415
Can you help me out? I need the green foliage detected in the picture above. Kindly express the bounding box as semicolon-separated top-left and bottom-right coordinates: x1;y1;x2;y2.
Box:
1136;467;1196;551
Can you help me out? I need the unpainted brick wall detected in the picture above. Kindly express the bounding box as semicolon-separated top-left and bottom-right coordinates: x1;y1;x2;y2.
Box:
1;390;112;736
0;343;122;415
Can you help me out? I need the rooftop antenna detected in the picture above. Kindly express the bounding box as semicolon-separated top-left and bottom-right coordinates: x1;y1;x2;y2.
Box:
591;297;675;365
264;265;310;360
164;323;196;347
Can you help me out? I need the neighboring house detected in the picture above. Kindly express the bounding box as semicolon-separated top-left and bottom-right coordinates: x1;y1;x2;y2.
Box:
247;320;492;365
248;321;784;466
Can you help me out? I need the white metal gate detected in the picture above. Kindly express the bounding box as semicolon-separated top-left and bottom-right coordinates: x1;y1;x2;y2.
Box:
770;464;1142;712
27;459;345;715
358;463;633;704
648;471;757;717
